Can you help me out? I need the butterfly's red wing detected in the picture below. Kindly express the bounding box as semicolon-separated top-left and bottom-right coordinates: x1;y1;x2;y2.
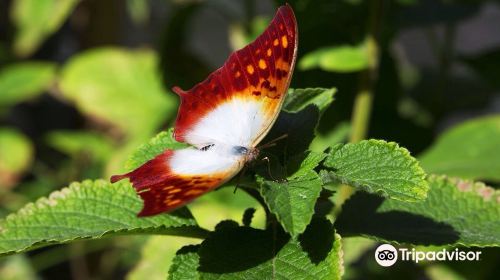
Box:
173;4;298;146
111;5;298;216
111;148;242;216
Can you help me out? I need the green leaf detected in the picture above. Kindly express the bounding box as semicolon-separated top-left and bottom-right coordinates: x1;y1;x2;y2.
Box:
0;179;199;256
59;48;177;139
284;88;336;114
299;39;372;73
419;115;500;181
0;128;33;188
0;62;56;107
11;0;79;57
258;152;325;237
125;128;188;170
45;131;114;161
323;139;428;202
336;176;500;247
169;219;343;279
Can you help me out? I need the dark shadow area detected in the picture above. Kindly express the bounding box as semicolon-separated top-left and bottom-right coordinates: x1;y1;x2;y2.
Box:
299;217;335;264
264;104;320;159
253;104;320;181
198;225;289;273
335;192;459;245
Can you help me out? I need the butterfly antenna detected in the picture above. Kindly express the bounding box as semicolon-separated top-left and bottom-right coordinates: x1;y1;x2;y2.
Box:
261;156;278;181
258;133;288;150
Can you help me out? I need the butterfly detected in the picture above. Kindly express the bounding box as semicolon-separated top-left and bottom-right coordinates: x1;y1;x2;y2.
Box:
111;5;298;216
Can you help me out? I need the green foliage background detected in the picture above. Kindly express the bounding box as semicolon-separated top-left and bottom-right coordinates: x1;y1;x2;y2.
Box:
0;0;499;279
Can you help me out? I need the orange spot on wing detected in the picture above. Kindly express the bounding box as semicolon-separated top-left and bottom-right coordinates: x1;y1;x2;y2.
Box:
167;199;182;206
185;189;204;196
267;48;272;57
273;38;279;46
281;35;288;48
235;71;241;78
247;64;255;74
258;59;267;69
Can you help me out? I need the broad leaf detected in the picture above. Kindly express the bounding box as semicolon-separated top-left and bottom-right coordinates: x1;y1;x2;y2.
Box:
299;39;372;73
284;88;336;114
11;0;79;57
323;139;428;202
0;62;56;107
0;180;199;256
59;48;176;139
258;152;325;237
419;115;500;181
0;128;33;188
336;176;500;247
125;129;187;170
169;219;343;279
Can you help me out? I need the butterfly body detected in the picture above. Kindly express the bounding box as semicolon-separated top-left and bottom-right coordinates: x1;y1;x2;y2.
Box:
111;5;297;216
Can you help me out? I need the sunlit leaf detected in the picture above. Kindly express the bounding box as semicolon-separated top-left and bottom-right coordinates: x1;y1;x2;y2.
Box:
337;176;500;247
59;48;177;140
299;39;372;73
323;139;428;201
0;180;200;256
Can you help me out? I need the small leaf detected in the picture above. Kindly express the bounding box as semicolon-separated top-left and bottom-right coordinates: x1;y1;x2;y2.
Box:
323;139;428;201
0;128;33;188
0;180;199;256
259;151;324;237
125;129;188;170
419;115;500;181
336;176;500;247
59;48;177;139
11;0;79;57
0;62;56;107
299;39;372;73
169;219;343;279
284;87;336;114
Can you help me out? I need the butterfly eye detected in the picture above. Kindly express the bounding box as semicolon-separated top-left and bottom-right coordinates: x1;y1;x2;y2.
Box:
232;146;249;155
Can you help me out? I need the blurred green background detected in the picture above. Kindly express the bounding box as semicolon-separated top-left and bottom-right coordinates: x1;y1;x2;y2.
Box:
0;0;499;279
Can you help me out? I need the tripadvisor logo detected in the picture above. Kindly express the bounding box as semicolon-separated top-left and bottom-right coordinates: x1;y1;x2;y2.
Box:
375;244;482;267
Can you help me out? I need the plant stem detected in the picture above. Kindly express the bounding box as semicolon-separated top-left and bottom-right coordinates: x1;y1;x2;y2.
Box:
337;0;384;210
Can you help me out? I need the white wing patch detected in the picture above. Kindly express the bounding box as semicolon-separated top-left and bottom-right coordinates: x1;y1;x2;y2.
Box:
169;147;243;176
185;97;265;147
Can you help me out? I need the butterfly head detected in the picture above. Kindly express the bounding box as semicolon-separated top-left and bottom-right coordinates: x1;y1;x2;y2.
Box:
231;145;259;162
